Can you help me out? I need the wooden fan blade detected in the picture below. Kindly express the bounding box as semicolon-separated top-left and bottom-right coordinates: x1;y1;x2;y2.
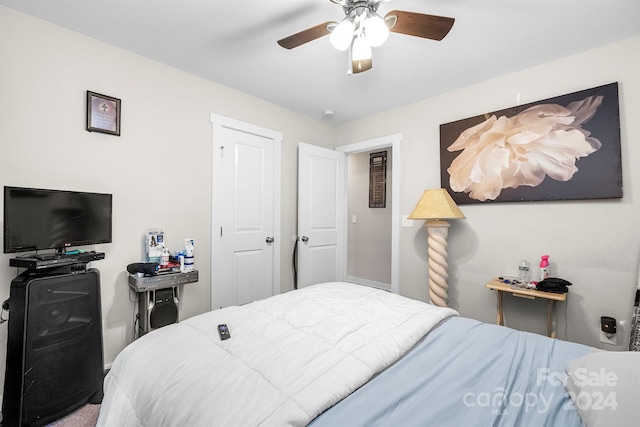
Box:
385;10;454;41
277;22;336;49
352;57;372;74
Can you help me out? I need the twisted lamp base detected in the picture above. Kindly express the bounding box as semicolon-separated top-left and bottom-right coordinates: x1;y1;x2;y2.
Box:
425;220;451;307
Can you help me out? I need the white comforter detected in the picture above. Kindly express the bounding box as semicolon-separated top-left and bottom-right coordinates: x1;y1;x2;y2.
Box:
97;282;457;426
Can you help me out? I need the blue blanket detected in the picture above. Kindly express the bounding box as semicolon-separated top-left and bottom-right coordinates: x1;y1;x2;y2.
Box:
310;317;591;426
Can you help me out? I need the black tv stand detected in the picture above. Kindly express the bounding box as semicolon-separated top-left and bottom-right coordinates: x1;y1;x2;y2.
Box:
9;251;105;272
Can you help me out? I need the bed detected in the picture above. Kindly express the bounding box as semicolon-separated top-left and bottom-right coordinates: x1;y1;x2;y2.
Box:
97;282;639;426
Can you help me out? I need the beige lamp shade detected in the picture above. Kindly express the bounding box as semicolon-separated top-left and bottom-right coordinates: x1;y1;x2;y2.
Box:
408;188;464;307
408;189;465;221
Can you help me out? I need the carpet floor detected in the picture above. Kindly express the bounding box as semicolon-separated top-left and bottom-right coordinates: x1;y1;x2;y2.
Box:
47;404;100;427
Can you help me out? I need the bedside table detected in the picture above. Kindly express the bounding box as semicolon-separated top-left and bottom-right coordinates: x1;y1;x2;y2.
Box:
485;277;566;338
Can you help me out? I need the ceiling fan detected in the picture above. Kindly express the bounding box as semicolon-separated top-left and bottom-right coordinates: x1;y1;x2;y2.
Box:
277;0;455;74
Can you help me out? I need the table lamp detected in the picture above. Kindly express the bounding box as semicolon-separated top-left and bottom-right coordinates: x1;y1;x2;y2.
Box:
408;189;465;307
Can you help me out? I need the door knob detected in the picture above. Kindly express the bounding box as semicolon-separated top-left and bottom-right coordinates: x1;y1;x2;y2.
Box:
301;236;309;242
265;237;274;244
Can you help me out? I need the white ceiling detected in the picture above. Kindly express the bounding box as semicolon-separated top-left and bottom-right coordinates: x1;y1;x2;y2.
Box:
2;0;639;124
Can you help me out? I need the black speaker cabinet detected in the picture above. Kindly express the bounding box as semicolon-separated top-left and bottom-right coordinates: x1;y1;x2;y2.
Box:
138;286;179;336
2;269;104;427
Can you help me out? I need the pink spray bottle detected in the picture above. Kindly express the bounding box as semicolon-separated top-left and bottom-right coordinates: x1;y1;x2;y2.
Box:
539;255;550;281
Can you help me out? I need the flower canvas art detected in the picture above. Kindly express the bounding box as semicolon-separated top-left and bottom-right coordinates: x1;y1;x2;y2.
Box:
440;83;622;204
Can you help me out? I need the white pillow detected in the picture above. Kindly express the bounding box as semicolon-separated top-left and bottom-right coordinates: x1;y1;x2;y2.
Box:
565;351;640;427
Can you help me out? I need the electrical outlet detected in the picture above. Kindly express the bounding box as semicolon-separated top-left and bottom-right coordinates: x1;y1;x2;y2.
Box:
599;331;617;345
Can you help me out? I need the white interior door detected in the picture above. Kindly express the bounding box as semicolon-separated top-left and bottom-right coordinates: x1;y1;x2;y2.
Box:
211;114;281;309
297;143;346;288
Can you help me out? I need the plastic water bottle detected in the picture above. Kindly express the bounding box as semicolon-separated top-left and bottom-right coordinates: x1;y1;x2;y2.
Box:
518;258;531;283
539;255;550;281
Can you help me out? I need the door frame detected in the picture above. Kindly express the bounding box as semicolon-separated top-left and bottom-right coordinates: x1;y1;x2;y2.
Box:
335;133;401;294
210;113;281;310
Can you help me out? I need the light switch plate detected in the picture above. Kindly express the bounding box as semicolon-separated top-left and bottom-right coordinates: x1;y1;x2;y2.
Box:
402;215;414;227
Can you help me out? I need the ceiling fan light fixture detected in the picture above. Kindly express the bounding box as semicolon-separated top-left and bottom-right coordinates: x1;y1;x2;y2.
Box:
351;34;372;73
352;35;371;61
277;1;455;75
364;13;389;47
330;19;355;51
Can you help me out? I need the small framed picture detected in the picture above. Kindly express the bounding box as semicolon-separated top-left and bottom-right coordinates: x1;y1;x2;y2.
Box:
86;91;121;136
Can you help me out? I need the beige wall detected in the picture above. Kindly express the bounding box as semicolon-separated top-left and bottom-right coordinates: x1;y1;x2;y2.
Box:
337;36;640;350
347;150;392;287
0;6;335;391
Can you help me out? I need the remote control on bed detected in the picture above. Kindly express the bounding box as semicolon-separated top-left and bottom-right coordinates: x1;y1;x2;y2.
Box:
217;324;230;340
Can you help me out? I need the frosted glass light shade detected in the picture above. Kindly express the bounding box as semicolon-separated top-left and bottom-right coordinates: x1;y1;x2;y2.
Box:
352;35;372;60
364;14;389;47
330;19;355;51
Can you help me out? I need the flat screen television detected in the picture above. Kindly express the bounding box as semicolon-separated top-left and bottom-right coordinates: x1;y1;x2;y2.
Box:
3;186;112;254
